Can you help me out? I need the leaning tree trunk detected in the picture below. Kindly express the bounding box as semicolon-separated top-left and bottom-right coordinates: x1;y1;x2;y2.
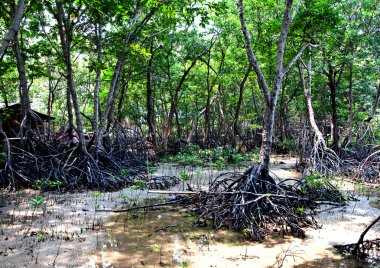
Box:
162;58;199;152
96;3;157;151
233;65;252;144
0;0;25;61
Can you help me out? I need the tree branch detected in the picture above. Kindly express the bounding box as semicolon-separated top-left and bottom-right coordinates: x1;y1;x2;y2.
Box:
284;43;318;75
237;0;271;104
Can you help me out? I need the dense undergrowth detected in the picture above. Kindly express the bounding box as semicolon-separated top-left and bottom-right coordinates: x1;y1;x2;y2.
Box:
162;144;258;168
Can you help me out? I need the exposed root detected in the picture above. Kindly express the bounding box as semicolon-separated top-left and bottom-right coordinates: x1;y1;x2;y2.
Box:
0;126;150;190
148;176;182;190
355;149;380;183
298;128;340;176
191;164;347;241
334;215;380;261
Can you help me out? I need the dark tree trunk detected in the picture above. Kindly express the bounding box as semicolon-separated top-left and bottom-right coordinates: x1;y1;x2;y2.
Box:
346;40;354;145
13;31;31;138
203;46;213;145
146;41;160;153
323;62;345;150
93;23;102;140
53;0;87;152
96;3;157;150
162;58;199;152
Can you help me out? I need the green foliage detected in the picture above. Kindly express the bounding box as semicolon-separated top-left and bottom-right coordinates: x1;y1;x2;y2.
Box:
129;179;146;190
92;191;102;198
151;243;162;252
179;261;188;267
33;179;62;190
164;144;252;168
179;172;190;181
305;174;327;189
296;207;305;214
0;152;6;165
31;196;47;207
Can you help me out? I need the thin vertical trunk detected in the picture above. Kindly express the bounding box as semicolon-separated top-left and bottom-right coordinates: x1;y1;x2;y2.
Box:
13;32;31;137
372;83;380;118
203;47;212;145
96;2;158;150
174;107;181;146
66;88;74;128
346;40;354;145
47;56;53;137
117;71;132;122
93;23;102;139
146;41;160;152
233;65;251;137
187;106;207;143
299;59;325;144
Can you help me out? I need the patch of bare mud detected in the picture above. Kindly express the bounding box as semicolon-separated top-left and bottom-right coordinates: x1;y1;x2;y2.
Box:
0;188;150;267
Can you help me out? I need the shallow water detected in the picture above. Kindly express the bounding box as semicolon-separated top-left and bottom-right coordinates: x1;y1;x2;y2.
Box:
88;158;380;268
88;205;378;268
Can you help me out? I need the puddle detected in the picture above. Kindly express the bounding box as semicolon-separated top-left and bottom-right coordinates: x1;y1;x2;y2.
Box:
88;206;215;267
88;205;378;268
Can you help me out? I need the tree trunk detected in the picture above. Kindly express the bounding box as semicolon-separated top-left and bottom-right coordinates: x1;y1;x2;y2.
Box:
203;46;213;145
162;59;199;152
96;2;158;150
13;31;31;138
328;66;340;150
299;59;325;144
0;0;25;61
117;70;133;122
146;41;159;153
322;61;345;150
54;1;87;152
233;65;252;142
238;0;304;170
93;23;102;140
187;106;207;143
346;40;354;145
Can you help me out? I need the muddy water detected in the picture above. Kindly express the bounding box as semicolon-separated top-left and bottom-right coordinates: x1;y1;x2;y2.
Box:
87;207;215;267
88;159;379;268
88;199;379;268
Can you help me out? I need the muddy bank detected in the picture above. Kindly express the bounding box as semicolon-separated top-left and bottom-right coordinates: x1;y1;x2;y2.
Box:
0;157;379;267
0;188;150;268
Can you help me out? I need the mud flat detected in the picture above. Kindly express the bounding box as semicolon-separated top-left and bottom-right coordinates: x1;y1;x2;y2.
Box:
0;157;378;267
